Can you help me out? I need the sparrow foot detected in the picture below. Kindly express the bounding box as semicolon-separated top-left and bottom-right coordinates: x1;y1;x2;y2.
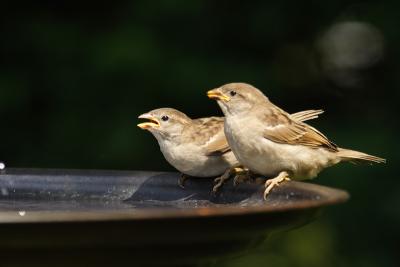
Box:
178;174;190;188
263;171;291;200
212;167;244;193
233;169;252;186
212;169;232;193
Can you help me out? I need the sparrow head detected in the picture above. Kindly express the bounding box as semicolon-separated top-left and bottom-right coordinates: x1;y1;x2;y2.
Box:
138;108;192;141
207;82;269;116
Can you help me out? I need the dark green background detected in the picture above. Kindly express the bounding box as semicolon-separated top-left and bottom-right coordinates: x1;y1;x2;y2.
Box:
0;1;397;266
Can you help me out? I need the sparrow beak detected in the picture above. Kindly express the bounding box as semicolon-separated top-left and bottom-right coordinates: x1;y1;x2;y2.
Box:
137;113;160;130
207;88;230;102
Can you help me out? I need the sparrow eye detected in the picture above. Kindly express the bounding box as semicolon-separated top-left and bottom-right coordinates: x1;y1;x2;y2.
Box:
230;91;237;97
161;115;169;121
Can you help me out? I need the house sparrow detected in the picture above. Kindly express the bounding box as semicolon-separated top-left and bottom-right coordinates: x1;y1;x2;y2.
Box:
137;107;324;192
207;83;386;199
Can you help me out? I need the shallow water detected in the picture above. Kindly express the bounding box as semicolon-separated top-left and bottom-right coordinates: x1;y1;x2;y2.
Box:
0;189;320;215
0;198;221;213
0;169;329;219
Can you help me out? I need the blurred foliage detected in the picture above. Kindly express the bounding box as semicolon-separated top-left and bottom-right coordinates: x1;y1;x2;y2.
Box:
0;1;398;267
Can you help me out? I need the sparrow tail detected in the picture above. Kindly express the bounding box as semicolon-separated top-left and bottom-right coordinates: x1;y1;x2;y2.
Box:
290;109;324;122
337;148;386;164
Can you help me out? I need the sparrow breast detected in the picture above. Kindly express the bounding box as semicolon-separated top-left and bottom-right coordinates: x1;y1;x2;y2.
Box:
158;138;235;177
224;113;338;180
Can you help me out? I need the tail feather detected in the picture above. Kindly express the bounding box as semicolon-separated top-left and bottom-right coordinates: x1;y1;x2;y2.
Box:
338;148;386;164
291;109;324;122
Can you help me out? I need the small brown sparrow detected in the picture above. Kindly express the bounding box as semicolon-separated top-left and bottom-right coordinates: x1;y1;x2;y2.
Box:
138;107;324;192
207;83;386;199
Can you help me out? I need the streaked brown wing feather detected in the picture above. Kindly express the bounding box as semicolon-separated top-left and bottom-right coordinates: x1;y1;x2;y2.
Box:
190;117;231;156
263;107;337;151
300;126;337;150
290;109;324;122
205;136;231;156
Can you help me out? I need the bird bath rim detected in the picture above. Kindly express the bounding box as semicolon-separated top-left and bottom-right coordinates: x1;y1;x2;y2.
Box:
0;168;349;223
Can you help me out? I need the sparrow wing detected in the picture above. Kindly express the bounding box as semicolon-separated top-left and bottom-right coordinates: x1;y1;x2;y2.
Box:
263;107;337;151
204;133;231;156
192;117;231;156
290;109;324;122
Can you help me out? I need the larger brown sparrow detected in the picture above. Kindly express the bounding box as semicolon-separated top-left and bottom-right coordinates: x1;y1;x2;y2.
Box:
207;83;386;199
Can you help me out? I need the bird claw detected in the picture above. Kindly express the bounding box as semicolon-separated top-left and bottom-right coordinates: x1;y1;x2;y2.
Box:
178;174;189;189
212;183;222;193
214;177;222;183
233;172;251;186
263;172;291;200
212;166;245;194
233;175;243;186
212;175;228;193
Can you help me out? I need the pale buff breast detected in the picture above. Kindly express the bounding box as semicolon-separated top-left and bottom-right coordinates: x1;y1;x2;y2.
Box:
225;115;339;180
159;140;235;177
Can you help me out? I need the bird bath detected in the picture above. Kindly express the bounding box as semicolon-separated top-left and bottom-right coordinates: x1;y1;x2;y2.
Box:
0;168;348;267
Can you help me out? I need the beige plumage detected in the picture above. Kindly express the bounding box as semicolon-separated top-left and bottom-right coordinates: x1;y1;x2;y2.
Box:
207;83;385;199
137;107;325;192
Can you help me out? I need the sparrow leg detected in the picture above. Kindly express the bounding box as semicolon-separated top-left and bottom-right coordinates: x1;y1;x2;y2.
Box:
212;169;232;193
263;171;291;200
178;173;190;188
233;169;253;186
212;167;244;193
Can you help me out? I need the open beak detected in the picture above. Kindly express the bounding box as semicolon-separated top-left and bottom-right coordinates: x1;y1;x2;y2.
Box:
137;113;160;130
207;88;230;102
